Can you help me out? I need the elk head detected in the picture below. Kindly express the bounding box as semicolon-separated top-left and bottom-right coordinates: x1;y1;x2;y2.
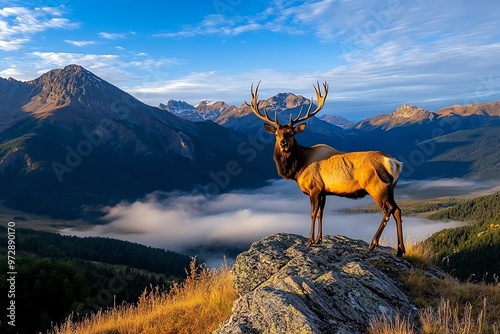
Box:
246;81;329;153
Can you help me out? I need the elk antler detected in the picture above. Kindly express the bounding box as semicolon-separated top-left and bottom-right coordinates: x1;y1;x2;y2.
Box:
246;81;280;126
289;81;329;125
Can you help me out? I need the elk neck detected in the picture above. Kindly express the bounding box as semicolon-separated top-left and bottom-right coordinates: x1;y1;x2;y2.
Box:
273;141;308;180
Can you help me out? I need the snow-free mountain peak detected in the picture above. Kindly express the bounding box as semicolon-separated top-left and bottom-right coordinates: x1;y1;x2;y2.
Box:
355;103;435;131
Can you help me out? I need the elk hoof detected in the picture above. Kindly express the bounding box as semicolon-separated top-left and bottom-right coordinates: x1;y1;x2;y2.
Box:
396;246;406;257
368;241;377;250
305;239;313;248
314;237;322;245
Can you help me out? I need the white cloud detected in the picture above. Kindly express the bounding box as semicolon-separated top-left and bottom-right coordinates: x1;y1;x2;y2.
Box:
30;51;120;68
64;39;97;47
99;32;126;40
0;66;22;77
0;6;78;51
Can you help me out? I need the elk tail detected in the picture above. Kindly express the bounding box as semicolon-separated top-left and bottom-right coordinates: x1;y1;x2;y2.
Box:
384;157;402;186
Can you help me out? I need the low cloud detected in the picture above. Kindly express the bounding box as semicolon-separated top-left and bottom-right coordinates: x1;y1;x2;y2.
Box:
61;179;497;265
397;179;499;199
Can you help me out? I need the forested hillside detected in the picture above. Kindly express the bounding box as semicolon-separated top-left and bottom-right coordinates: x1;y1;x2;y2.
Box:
0;227;192;334
425;192;500;281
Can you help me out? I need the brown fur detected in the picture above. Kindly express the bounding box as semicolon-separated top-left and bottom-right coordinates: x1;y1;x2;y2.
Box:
248;81;405;256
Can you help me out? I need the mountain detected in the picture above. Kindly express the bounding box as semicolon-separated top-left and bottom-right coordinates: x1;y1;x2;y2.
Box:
159;99;237;122
436;101;500;117
211;92;349;148
344;101;500;180
0;65;275;218
1;64;499;218
158;100;203;121
195;100;236;120
319;114;355;129
355;104;436;131
354;102;500;133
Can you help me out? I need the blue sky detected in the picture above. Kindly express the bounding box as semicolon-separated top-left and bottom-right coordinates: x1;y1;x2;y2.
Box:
1;0;500;120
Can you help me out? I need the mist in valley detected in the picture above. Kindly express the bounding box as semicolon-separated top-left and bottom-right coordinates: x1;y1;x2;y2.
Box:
61;178;498;266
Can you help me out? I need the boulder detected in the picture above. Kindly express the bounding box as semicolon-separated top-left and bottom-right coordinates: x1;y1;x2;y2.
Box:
215;233;446;334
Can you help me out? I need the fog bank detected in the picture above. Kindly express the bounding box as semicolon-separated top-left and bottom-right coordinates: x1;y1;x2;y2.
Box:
61;178;498;266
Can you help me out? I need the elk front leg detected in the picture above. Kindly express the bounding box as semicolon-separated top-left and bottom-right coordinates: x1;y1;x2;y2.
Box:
306;193;321;247
369;215;389;250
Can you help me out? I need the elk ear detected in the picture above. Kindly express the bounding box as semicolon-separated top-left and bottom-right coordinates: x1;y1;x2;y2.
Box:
293;123;306;134
264;123;277;134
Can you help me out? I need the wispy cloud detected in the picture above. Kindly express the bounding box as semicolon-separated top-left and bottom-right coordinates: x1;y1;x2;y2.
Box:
30;51;120;69
64;39;97;47
154;1;307;39
99;31;127;40
0;6;78;51
0;65;22;77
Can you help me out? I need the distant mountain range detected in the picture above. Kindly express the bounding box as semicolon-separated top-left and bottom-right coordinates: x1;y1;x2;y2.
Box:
1;65;499;218
0;65;275;218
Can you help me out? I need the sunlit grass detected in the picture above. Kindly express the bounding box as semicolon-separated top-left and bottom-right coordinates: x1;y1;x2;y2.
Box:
402;235;436;268
50;237;500;334
372;235;500;333
379;234;436;268
369;297;499;334
50;258;238;334
369;269;500;334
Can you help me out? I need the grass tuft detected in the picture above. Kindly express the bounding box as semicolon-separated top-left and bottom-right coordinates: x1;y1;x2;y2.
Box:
369;298;499;334
402;236;437;268
369;269;500;334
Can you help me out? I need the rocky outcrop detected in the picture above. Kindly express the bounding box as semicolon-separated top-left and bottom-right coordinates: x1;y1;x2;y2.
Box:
216;233;447;334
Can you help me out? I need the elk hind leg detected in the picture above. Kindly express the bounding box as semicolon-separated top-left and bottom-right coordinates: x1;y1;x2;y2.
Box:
392;201;405;256
314;195;326;244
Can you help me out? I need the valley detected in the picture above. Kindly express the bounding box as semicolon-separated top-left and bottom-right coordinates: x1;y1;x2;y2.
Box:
1;65;499;333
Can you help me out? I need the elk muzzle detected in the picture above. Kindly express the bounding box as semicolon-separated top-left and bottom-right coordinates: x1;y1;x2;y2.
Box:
279;139;290;152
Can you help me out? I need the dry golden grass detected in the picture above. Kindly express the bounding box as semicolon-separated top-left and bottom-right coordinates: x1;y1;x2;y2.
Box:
402;236;436;268
371;236;500;333
50;237;500;334
368;313;414;334
369;269;500;334
369;297;499;334
50;258;238;334
418;298;498;334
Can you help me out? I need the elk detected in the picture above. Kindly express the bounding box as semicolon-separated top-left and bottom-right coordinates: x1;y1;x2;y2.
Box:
247;81;405;256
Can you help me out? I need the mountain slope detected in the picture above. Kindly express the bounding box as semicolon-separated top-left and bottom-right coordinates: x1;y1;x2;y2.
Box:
0;65;275;218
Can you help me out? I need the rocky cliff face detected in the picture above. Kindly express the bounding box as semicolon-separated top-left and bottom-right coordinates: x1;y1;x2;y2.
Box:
215;233;448;334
